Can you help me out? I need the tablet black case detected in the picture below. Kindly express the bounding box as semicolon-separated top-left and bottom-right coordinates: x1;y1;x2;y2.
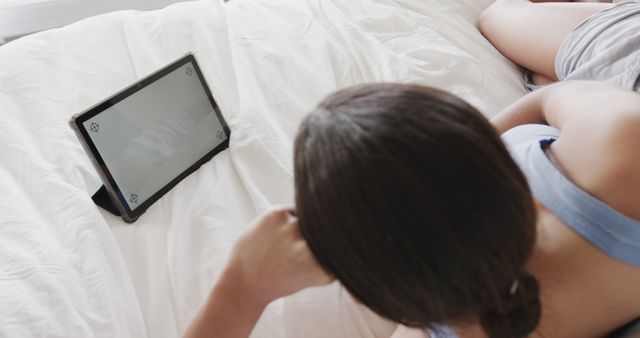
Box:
71;53;230;223
92;185;121;216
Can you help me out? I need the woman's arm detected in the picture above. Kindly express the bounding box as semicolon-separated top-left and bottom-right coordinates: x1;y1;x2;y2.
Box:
536;81;640;130
492;80;640;133
536;82;640;221
491;88;547;133
182;265;268;338
494;80;640;220
183;209;333;338
478;0;611;80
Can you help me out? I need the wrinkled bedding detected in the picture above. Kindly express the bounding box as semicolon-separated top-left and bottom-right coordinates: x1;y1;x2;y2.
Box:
0;0;526;337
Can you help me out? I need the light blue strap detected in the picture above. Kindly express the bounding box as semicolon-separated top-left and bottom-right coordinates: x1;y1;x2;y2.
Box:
426;325;458;338
522;139;640;267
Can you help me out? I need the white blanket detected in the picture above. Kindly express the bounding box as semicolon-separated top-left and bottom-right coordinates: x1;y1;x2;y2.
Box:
0;0;526;337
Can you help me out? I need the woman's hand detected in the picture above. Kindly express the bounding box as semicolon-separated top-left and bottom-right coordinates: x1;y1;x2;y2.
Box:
226;207;334;305
183;208;333;338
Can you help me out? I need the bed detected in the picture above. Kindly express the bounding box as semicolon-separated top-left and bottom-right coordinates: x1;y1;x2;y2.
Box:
0;0;527;337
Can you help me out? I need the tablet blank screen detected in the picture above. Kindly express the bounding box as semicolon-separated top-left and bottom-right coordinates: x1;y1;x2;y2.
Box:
82;61;228;211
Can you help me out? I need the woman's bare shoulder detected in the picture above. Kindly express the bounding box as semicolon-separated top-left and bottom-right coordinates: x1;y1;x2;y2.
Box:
545;82;640;220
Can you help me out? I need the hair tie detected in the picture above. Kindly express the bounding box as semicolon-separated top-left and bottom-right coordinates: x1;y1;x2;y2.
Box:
509;279;520;295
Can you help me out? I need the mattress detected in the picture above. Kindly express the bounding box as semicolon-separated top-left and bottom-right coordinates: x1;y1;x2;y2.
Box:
0;0;526;337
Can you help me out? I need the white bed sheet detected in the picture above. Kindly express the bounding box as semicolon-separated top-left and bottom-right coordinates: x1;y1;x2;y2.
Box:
0;0;526;337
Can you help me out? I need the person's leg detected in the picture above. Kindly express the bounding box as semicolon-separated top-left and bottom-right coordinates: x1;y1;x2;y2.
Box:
478;0;613;80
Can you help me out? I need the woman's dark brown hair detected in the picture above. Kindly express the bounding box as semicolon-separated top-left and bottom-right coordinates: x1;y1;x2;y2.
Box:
294;83;541;337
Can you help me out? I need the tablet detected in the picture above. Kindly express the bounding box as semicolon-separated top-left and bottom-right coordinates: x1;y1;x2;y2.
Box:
70;53;230;223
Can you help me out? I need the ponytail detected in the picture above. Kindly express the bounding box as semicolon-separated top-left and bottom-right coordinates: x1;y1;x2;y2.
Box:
480;273;542;338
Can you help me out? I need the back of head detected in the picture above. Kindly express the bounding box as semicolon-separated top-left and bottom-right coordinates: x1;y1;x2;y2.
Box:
294;83;540;337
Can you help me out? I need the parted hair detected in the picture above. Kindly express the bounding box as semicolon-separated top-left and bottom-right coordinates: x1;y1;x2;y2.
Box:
294;83;541;338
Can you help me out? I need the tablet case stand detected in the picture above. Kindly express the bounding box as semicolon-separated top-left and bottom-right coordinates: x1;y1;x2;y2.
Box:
92;185;121;216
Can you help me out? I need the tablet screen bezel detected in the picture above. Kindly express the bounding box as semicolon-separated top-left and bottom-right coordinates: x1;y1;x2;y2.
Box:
71;53;230;222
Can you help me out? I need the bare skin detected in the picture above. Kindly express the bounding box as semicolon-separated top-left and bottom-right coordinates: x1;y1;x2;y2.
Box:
182;82;640;338
395;6;634;335
185;4;640;333
483;9;640;337
475;4;640;335
478;0;613;84
182;208;333;338
183;82;640;338
494;81;640;338
393;81;640;338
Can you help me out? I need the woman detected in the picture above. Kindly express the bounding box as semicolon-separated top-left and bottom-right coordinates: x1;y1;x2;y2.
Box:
478;0;640;91
183;80;640;338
